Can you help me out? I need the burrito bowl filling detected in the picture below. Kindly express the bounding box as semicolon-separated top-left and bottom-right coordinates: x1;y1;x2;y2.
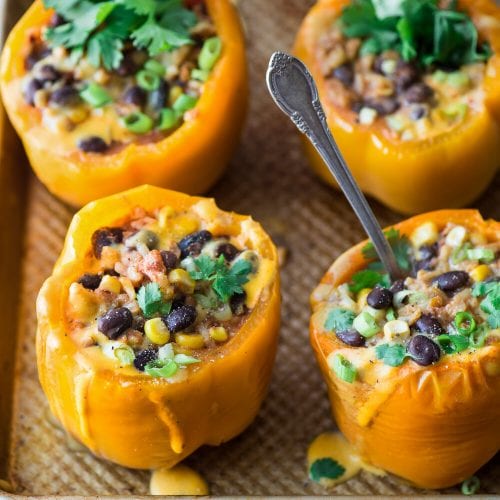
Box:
312;221;499;383
66;202;267;378
315;0;492;141
20;0;220;154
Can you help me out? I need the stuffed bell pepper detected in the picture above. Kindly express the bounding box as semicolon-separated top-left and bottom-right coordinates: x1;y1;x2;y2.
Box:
295;0;500;214
310;210;499;489
36;185;280;469
0;0;247;206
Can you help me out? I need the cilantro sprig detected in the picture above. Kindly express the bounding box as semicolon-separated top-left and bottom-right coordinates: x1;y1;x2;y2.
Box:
309;458;346;483
340;0;491;69
324;308;356;332
189;255;253;303
42;0;197;70
375;343;407;366
137;282;171;318
472;280;500;329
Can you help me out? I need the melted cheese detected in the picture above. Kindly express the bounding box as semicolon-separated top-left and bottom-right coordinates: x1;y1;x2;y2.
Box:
308;432;384;487
150;465;209;496
244;258;274;309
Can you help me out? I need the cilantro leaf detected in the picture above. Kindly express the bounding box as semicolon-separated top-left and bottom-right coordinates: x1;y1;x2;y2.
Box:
487;310;500;329
309;458;346;482
436;334;469;354
190;255;253;303
472;280;500;330
87;31;123;70
361;228;411;272
324;308;356;332
137;282;169;318
349;269;390;293
131;19;192;56
117;0;156;16
375;343;407;366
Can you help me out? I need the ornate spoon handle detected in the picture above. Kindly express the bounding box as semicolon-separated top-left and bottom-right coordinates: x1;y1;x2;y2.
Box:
266;51;403;281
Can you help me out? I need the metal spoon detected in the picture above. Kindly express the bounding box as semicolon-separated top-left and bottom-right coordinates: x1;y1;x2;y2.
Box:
266;51;404;281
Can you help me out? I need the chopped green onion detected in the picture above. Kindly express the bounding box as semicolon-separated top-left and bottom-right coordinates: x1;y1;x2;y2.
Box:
353;311;380;338
432;70;448;83
447;71;469;89
137;70;161;91
443;102;468;120
174;354;200;365
191;68;210;82
122;112;154;134
454;311;476;335
145;359;178;378
158;343;175;361
466;248;495;263
332;354;357;383
198;36;222;71
386;308;396;321
469;326;488;348
436;334;469;354
144;59;166;77
461;476;480;495
80;82;112;108
158;108;178;131
173;93;198;114
114;345;135;365
451;242;472;264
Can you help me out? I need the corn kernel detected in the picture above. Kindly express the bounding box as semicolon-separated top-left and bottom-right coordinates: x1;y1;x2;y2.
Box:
383;319;410;342
99;275;122;294
119;277;136;300
411;222;438;248
175;333;205;349
68;283;98;321
357;288;372;309
445;225;468;247
168;268;195;294
470;264;491;283
209;326;228;342
145;318;170;345
158;205;175;227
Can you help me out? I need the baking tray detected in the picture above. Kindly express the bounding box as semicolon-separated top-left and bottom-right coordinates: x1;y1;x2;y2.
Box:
0;0;499;496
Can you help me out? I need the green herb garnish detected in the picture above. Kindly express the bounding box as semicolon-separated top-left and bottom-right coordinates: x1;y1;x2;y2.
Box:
42;0;197;70
461;476;480;496
144;350;199;378
375;343;407;366
349;269;390;293
190;255;253;303
137;282;171;318
332;354;357;383
362;228;412;272
454;311;476;335
340;0;491;69
324;308;356;332
436;334;469;354
472;280;500;329
309;458;346;482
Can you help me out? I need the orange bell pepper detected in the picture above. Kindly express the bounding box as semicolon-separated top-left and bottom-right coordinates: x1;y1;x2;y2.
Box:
294;0;500;214
310;209;500;489
0;0;247;207
36;185;281;469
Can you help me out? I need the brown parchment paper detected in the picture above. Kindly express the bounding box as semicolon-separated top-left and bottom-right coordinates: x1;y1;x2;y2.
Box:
5;0;500;495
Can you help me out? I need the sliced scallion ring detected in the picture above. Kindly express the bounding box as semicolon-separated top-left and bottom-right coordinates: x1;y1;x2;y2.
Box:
461;476;480;496
173;93;198;114
158;108;178;131
145;359;178;378
353;311;380;338
466;247;495;262
80;82;112;108
144;59;166;77
191;68;210;82
469;326;488;348
332;354;357;383
454;311;476;334
198;36;222;71
122;112;154;134
137;69;161;91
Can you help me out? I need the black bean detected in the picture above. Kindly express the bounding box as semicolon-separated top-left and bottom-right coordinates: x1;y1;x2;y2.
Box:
364;97;399;116
38;64;61;83
49;13;66;27
393;61;419;90
215;242;239;261
372;55;385;74
415;314;444;335
367;287;393;309
161;250;178;271
104;269;120;277
150;80;169;111
122;85;147;107
410;105;427;121
163;305;197;333
171;297;186;311
24;44;51;70
77;273;102;290
419;243;438;260
132;315;146;333
97;307;133;340
92;227;123;258
403;83;434;104
178;230;213;258
432;271;469;292
78;136;109;154
133;349;157;371
351;100;364;113
407;335;441;366
332;64;354;87
336;329;366;347
115;53;138;77
49;86;81;106
414;258;434;273
24;78;42;105
230;291;247;316
390;279;406;294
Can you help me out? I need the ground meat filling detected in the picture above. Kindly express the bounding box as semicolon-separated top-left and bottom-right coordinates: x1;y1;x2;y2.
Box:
315;2;491;141
316;222;499;381
22;0;220;154
66;206;260;378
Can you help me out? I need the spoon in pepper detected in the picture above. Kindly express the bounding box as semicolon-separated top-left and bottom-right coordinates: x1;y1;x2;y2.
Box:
266;52;404;281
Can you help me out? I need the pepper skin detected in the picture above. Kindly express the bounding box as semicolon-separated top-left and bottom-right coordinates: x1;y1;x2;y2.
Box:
294;0;500;214
310;210;500;489
36;185;280;469
0;0;247;207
